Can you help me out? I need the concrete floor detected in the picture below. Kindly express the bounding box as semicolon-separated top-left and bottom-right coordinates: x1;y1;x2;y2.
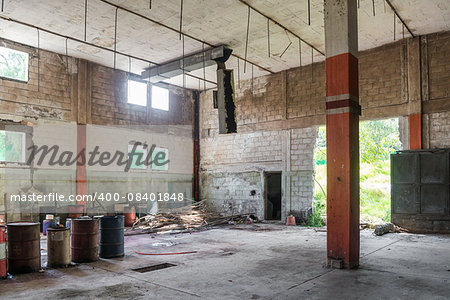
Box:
1;224;449;299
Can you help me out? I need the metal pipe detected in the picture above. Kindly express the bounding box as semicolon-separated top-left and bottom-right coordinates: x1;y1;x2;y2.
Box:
114;7;118;69
98;0;274;74
267;19;270;58
179;0;183;40
84;0;88;41
237;0;324;56
307;0;311;26
0;15;214;86
385;0;415;37
244;6;250;73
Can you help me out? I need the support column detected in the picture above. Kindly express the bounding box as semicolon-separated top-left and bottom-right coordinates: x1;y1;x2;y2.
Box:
407;38;422;150
324;0;360;269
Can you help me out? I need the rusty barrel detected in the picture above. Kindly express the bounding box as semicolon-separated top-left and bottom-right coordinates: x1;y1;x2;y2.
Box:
68;205;84;219
71;218;99;263
99;216;124;258
7;222;40;274
124;206;136;227
0;226;6;278
47;227;70;268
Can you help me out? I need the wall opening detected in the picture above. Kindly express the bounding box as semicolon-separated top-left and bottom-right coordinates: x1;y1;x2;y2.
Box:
313;118;402;225
264;172;282;220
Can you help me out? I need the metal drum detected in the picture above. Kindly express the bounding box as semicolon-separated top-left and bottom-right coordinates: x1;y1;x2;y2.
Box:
0;226;6;278
124;206;136;227
7;222;41;274
47;228;70;268
68;205;84;219
71;218;99;263
99;216;124;258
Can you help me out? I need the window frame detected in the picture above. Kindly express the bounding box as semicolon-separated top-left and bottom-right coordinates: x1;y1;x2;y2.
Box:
127;77;149;107
0;130;26;163
151;85;170;112
0;46;30;83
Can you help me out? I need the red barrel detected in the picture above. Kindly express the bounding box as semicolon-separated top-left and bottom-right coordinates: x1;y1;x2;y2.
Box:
71;218;99;263
124;206;136;227
68;205;84;219
0;226;6;278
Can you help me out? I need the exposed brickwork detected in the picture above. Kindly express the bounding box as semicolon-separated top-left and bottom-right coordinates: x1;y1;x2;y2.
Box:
0;39;72;122
428;32;450;101
200;32;450;221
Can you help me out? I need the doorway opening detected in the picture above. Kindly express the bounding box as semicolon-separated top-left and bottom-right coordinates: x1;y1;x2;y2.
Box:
264;172;282;220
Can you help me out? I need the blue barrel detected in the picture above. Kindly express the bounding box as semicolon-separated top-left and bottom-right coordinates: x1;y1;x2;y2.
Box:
43;219;56;236
65;218;72;230
99;216;124;258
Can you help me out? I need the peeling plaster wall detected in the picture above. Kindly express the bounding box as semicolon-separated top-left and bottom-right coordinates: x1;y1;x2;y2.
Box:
0;38;194;222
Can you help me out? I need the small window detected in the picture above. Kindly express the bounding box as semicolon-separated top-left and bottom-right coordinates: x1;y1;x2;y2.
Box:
151;86;169;111
0;46;29;82
0;131;26;163
127;79;148;106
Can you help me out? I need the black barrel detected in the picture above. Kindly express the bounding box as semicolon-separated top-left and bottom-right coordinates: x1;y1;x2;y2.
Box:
99;216;124;258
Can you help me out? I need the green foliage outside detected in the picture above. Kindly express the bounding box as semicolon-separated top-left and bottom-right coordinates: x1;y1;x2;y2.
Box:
0;47;28;82
308;119;401;226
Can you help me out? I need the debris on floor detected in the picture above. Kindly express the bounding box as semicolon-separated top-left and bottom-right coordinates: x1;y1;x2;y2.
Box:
125;200;258;235
373;223;409;236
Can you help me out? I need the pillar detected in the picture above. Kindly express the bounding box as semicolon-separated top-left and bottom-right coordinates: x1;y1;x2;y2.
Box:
324;0;360;269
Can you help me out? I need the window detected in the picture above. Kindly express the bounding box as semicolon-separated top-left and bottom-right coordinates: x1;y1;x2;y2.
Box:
152;147;169;171
127;79;148;106
151;86;169;111
0;47;29;82
128;143;147;170
0;131;26;163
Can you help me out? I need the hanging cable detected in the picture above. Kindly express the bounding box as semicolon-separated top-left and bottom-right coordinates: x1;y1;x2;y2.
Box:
37;29;40;92
279;42;292;59
372;0;376;16
182;33;185;91
311;47;314;83
202;42;206;91
237;57;240;89
65;38;70;97
358;0;360;9
244;6;250;73
84;0;88;41
251;63;254;96
267;19;270;58
298;38;302;71
307;0;311;26
393;13;396;40
179;0;183;40
1;0;4;12
114;7;118;69
149;0;152;9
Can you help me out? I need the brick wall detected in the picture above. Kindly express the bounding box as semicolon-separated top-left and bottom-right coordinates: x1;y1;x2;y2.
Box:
0;38;194;221
200;31;450;220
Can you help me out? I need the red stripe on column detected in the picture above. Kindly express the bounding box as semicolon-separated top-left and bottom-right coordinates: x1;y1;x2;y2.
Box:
326;53;359;98
409;113;422;150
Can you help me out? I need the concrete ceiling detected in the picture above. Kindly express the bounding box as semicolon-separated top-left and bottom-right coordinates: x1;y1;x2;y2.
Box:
0;0;448;90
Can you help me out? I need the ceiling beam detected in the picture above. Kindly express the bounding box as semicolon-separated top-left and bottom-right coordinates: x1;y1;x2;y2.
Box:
385;0;415;38
98;0;275;74
237;0;325;56
0;15;217;86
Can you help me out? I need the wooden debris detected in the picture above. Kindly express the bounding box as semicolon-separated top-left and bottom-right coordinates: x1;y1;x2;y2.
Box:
125;200;258;236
